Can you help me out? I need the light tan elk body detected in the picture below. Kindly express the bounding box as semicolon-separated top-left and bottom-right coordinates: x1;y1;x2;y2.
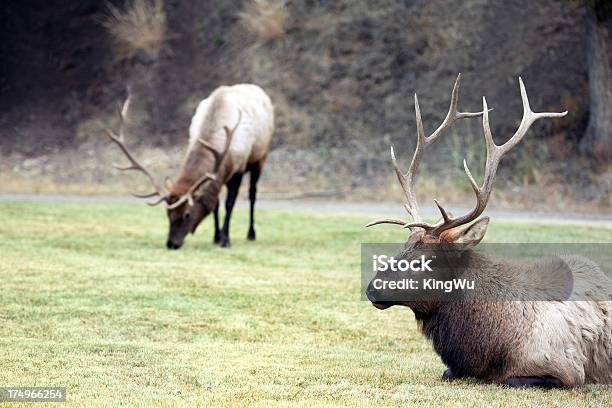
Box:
365;75;612;387
107;84;274;249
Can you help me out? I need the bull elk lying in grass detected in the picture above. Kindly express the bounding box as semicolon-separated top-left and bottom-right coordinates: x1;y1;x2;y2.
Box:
366;74;612;387
107;84;274;249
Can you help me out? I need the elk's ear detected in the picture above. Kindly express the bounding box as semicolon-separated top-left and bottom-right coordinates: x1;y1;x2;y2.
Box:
441;217;489;249
164;177;175;192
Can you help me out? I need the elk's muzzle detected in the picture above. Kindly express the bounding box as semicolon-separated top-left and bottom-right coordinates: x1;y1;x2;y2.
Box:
166;239;182;250
366;282;394;309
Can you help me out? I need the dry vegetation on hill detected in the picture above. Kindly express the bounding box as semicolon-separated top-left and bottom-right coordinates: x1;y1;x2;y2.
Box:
102;0;167;61
238;0;287;44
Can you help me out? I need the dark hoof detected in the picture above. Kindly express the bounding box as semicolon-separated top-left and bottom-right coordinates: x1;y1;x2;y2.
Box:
247;229;256;241
442;368;460;381
219;236;231;248
213;234;221;245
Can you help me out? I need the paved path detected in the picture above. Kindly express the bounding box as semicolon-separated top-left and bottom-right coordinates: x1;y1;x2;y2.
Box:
2;193;611;228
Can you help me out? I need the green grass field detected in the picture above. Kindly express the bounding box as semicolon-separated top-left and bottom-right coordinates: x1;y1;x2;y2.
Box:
0;203;611;406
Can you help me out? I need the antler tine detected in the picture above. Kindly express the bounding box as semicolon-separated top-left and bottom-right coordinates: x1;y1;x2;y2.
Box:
106;93;168;206
425;73;490;147
216;110;242;170
403;78;567;234
406;93;426;220
131;191;162;199
197;139;218;160
365;218;408;228
378;94;425;229
106;130;166;198
433;199;451;223
116;94;131;141
497;77;568;156
198;110;243;171
166;194;190;210
146;195;171;207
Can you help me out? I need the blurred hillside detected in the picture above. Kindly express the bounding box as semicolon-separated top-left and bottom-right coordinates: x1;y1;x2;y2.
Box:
0;0;610;210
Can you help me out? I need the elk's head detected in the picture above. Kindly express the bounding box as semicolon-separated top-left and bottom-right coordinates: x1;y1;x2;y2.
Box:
365;74;567;311
106;94;240;250
162;177;218;250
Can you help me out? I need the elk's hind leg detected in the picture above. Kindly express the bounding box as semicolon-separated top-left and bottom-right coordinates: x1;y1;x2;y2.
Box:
503;376;562;388
246;160;263;241
213;202;221;244
219;172;244;248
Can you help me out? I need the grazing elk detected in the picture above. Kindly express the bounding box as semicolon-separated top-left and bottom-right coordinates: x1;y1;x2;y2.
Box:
107;84;274;249
365;74;612;387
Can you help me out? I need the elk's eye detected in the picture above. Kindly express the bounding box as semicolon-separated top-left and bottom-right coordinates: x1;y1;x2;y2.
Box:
183;213;191;220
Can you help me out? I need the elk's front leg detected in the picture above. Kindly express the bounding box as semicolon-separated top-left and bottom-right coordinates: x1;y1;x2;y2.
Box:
219;172;244;248
442;368;464;381
213;202;221;244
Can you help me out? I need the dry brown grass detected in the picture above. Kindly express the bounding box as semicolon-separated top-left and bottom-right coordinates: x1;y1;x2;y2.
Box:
102;0;167;60
238;0;287;45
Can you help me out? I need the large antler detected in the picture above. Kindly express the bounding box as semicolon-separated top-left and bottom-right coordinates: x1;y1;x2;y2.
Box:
106;94;169;206
366;73;487;228
381;77;567;235
166;111;242;210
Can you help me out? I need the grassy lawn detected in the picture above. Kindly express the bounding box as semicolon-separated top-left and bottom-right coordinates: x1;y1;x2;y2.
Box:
0;202;610;406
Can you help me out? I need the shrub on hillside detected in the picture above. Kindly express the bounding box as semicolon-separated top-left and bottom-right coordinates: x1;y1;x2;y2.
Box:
239;0;287;45
102;0;167;61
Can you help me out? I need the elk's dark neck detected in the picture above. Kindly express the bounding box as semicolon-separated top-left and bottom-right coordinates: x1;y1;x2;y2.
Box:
407;249;569;321
197;181;222;210
174;142;233;196
405;250;510;318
